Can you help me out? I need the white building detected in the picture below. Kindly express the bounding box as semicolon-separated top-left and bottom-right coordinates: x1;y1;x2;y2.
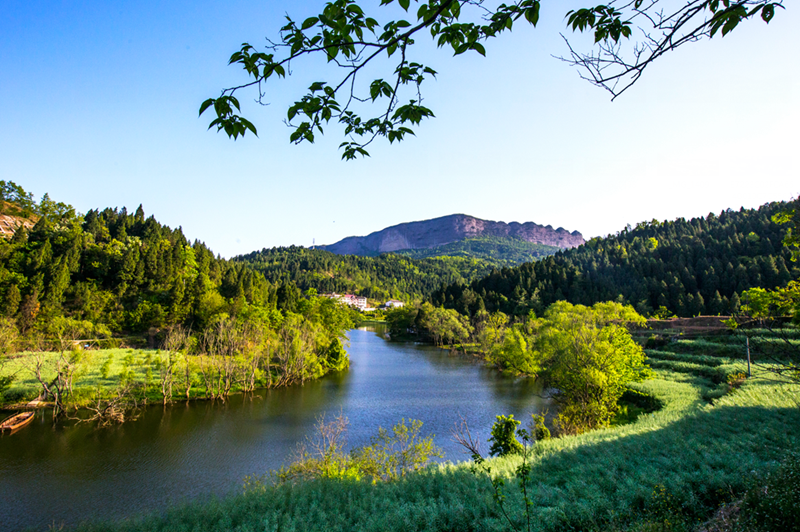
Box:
322;293;369;311
384;300;405;309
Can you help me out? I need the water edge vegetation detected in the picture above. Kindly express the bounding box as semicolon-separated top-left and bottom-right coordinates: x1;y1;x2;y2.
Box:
67;332;799;532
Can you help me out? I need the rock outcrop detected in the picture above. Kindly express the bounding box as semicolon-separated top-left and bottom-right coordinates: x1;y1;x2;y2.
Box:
321;214;584;256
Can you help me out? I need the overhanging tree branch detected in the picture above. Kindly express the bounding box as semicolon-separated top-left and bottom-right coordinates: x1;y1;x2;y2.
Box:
202;0;784;158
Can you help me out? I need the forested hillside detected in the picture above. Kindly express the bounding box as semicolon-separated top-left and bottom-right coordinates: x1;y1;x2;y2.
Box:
431;201;800;318
0;201;278;335
394;236;560;264
234;246;499;302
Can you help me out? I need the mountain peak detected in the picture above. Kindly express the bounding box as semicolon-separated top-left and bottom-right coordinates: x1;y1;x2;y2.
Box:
320;214;584;256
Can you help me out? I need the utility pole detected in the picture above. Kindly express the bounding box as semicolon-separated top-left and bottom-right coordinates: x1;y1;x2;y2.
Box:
746;336;752;377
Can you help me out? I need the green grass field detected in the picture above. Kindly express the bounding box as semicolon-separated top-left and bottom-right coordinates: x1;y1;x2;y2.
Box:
63;335;799;532
1;348;209;407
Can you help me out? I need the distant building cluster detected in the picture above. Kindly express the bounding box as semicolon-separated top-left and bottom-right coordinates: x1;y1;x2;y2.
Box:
322;293;369;311
321;293;405;312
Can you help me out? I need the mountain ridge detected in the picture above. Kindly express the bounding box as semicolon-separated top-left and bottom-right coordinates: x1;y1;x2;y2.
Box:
321;214;584;256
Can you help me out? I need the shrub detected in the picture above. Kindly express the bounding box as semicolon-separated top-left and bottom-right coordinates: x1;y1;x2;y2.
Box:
530;413;550;441
353;418;443;482
99;355;113;379
726;372;747;389
267;414;442;486
488;414;523;456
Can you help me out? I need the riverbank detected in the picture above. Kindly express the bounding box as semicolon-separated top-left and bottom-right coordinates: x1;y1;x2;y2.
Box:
68;349;799;532
0;328;549;532
0;346;345;412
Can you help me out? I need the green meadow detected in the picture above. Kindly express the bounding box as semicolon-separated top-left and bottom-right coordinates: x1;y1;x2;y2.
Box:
3;349;207;407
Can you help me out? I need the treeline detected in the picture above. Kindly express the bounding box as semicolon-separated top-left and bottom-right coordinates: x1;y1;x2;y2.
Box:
0;202;278;334
234;246;499;302
431;201;800;318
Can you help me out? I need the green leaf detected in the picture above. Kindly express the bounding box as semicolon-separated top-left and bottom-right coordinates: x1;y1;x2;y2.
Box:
762;3;775;22
301;17;319;30
398;0;410;11
240;117;258;137
472;42;486;56
346;4;364;16
198;99;214;117
524;2;540;26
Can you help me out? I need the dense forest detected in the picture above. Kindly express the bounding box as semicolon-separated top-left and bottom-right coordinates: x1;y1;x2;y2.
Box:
393;236;561;264
430;201;800;318
234;246;500;302
0;199;277;335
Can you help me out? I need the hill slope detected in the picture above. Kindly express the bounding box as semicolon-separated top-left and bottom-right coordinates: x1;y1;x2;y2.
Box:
432;200;800;317
234;246;498;302
395;236;561;265
321;214;584;257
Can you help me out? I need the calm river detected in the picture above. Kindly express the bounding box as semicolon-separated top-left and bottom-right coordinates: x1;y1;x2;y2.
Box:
0;325;548;532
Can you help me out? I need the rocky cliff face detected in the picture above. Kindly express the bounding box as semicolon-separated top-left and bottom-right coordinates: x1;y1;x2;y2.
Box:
0;214;35;239
321;214;584;255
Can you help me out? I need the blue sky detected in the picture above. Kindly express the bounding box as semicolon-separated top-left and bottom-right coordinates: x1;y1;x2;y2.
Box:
2;1;797;257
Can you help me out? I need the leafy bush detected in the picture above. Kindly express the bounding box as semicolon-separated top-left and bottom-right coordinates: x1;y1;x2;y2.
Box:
530;414;550;441
262;414;442;486
488;414;523;457
353;418;443;482
726;372;747;388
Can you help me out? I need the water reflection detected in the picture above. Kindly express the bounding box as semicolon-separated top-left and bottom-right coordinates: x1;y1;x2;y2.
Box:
0;326;548;532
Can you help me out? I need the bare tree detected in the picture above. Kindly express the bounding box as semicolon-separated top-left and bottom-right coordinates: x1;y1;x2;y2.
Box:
201;317;249;398
451;414;484;460
238;322;264;393
558;0;784;98
276;412;351;483
28;354;67;417
81;382;140;426
179;350;196;400
159;325;190;404
27;319;88;417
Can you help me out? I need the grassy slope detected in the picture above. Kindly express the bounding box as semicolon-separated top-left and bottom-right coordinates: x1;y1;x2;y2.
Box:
70;338;799;532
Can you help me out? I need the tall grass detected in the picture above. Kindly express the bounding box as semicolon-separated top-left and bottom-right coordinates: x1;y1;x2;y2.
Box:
71;357;799;532
644;349;730;367
668;339;749;359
